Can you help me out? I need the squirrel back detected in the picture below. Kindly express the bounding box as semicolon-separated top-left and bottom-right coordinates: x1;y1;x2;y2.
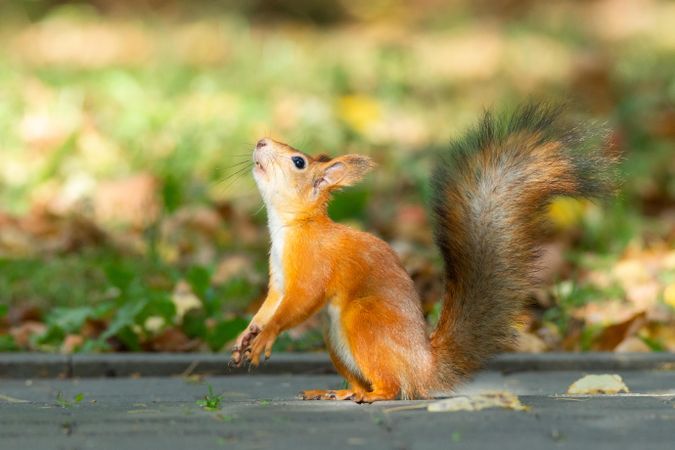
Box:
429;103;617;385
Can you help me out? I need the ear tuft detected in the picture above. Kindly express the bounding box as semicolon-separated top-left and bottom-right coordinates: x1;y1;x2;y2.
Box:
315;154;332;163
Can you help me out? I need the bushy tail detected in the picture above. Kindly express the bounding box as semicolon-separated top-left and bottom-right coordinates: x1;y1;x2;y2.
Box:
429;103;617;386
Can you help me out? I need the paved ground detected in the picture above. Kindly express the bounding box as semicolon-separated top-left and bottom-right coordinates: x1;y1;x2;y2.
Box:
1;354;674;449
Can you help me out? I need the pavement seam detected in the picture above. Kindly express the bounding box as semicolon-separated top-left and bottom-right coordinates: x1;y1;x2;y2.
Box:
1;352;674;379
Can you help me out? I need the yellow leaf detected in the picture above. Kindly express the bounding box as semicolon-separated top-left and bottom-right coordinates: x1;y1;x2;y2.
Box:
144;316;165;333
547;197;587;230
664;283;675;309
337;95;381;134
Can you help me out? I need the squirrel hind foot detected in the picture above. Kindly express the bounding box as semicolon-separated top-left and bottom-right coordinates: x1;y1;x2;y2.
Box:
300;389;357;401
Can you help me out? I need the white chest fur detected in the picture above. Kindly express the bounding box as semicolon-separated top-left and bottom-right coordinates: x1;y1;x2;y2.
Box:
267;209;286;292
326;304;364;381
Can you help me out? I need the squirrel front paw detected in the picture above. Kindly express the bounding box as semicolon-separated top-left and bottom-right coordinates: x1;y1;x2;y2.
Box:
231;323;261;366
246;327;277;366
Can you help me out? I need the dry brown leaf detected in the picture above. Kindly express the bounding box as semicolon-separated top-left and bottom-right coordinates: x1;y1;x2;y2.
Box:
6;305;43;326
615;336;651;352
9;321;47;349
81;319;107;339
516;331;548;353
61;334;84;354
94;173;159;229
148;327;200;352
591;312;646;351
573;301;641;327
212;254;255;285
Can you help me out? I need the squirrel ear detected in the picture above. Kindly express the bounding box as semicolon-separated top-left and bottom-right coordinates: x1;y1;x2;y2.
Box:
315;154;374;192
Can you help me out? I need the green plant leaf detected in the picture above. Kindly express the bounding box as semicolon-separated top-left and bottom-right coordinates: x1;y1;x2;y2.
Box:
0;335;18;351
182;309;208;339
46;307;95;334
139;293;176;323
162;174;183;214
206;317;247;351
101;300;147;340
187;265;211;300
115;326;141;351
104;264;136;292
328;186;369;222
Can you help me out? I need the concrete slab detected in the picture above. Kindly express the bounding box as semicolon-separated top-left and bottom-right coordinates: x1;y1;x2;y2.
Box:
69;352;336;378
0;368;673;449
0;353;70;378
2;352;675;378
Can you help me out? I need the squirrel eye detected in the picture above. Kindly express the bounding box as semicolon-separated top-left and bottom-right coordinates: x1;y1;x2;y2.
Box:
291;156;306;170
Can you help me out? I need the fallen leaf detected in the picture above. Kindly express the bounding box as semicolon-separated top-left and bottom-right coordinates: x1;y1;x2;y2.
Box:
612;259;652;290
144;316;166;334
591;312;646;351
0;394;29;404
9;321;47;349
664;283;675;309
566;374;629;395
644;323;675;351
625;281;660;310
548;197;588;230
61;334;84;354
427;391;528;412
7;305;43;326
615;336;651;352
573;301;641;327
212;254;255;285
94;173;159;229
337;94;381;135
148;327;200;352
171;280;203;320
516;331;548;353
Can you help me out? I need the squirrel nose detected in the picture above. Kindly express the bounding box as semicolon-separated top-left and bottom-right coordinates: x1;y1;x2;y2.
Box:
256;139;268;150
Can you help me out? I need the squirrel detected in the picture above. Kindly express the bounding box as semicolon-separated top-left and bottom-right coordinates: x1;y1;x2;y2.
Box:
230;103;617;402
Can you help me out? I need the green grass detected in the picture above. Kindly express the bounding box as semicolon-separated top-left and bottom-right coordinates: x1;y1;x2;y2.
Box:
196;385;223;411
55;391;85;409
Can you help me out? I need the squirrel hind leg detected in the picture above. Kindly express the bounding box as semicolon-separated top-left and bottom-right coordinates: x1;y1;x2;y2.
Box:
301;352;370;401
354;384;400;403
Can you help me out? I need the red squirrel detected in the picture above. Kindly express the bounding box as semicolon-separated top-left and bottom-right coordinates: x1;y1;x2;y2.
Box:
231;104;616;402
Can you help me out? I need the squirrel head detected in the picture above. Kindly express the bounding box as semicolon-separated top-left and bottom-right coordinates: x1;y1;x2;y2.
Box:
252;138;374;219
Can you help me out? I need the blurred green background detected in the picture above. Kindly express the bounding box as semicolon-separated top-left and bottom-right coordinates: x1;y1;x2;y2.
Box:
0;0;673;354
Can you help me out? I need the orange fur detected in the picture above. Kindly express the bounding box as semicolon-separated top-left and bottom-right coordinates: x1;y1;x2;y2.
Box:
233;105;616;402
232;138;433;401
